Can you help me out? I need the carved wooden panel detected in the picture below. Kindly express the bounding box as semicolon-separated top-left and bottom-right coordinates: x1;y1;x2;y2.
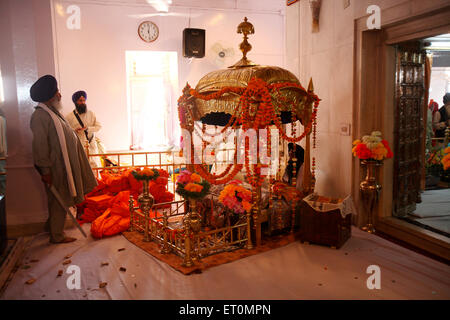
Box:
393;46;425;217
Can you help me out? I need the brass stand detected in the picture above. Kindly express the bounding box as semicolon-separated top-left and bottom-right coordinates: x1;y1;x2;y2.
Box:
160;209;171;254
246;209;253;250
360;160;382;234
129;195;135;232
251;186;261;247
182;215;193;267
138;180;155;241
182;198;201;267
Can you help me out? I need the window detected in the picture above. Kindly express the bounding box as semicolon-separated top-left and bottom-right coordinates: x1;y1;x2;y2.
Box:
126;51;179;150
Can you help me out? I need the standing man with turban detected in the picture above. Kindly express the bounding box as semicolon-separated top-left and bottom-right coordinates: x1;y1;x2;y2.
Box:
29;75;97;243
65;90;103;168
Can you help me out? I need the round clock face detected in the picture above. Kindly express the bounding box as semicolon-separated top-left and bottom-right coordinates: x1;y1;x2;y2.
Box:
138;21;159;43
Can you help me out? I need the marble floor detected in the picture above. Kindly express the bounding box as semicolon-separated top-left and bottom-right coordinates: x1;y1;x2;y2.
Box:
0;224;449;300
409;189;450;235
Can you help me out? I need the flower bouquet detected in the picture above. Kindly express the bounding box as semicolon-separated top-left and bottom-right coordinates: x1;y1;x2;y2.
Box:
352;131;393;162
218;180;252;215
131;167;160;181
218;180;251;241
175;170;210;200
175;171;210;237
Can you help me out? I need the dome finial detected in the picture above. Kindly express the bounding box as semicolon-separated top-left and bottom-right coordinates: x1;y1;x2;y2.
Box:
230;17;257;68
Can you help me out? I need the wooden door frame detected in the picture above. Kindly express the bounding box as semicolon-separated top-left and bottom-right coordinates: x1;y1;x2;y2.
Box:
353;4;450;260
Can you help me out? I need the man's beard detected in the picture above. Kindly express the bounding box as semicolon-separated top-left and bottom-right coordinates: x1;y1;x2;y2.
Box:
51;99;63;111
76;103;87;114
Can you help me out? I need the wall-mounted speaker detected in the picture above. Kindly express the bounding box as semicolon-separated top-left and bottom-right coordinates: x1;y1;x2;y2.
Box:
183;28;205;58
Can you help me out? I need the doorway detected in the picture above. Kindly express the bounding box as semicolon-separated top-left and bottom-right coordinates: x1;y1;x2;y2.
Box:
353;4;450;260
398;34;450;237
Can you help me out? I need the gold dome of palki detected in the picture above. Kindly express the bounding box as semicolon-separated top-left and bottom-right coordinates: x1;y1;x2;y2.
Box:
185;17;317;127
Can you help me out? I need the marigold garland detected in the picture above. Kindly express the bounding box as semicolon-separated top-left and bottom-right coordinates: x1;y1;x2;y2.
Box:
194;163;244;185
178;77;321;186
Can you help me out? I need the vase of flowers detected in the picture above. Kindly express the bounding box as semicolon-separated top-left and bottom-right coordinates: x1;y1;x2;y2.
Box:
218;180;252;218
218;180;252;242
176;170;210;267
131;168;160;241
352;131;393;233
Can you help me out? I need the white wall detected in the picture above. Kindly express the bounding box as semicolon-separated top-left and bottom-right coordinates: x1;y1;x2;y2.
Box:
286;0;354;198
0;0;56;227
53;0;286;151
429;67;450;107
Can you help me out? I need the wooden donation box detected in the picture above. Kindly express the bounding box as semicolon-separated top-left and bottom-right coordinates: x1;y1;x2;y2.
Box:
298;194;355;249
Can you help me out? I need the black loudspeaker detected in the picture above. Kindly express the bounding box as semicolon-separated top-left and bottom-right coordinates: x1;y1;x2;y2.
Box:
183;28;205;58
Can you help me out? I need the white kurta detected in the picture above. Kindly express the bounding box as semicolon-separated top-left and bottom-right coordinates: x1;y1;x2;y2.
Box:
66;109;102;168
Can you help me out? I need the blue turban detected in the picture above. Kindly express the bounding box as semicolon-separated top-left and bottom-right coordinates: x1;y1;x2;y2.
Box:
72;90;87;104
30;75;58;102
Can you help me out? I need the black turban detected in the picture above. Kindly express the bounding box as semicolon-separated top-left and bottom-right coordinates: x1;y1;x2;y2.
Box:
72;90;87;104
30;75;58;102
444;93;450;105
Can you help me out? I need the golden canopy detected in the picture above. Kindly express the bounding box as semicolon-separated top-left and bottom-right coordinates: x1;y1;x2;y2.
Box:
186;17;316;127
177;17;318;196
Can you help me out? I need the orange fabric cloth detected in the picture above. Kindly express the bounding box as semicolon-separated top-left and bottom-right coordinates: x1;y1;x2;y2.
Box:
90;191;134;239
78;168;174;238
79;194;115;224
101;171;130;194
127;169;143;194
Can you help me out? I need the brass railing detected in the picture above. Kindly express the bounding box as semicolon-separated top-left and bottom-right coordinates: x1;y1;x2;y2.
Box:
87;143;260;266
129;198;248;265
86;142;238;196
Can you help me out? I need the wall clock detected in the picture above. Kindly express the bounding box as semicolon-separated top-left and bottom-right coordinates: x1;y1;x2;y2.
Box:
138;21;159;43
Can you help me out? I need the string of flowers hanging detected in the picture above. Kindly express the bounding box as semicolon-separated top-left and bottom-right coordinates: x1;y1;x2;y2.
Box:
178;76;320;188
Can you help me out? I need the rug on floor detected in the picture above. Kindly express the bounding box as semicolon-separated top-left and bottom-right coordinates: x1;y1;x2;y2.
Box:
122;230;297;275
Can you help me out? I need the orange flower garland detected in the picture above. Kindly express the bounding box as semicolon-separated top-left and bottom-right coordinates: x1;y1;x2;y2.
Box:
194;163;244;185
178;77;321;186
185;78;320;139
